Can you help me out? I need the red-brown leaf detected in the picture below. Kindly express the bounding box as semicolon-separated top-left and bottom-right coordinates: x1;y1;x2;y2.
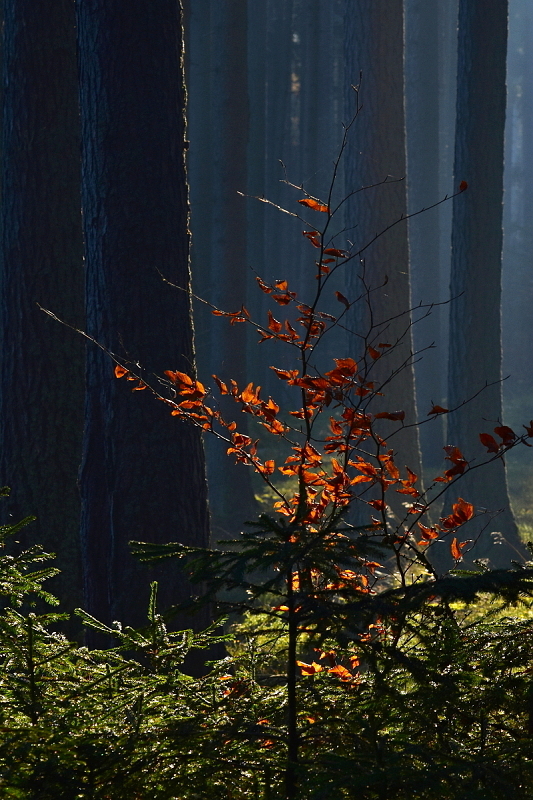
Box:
452;497;474;523
494;425;516;445
256;276;272;294
267;310;283;333
428;405;449;415
335;291;350;308
374;411;405;422
323;248;347;258
450;536;468;560
479;433;499;453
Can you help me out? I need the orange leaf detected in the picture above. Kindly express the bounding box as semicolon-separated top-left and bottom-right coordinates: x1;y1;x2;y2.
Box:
270;367;300;382
212;375;228;395
405;467;418;485
367;346;381;360
256;277;272;294
272;293;293;305
296;660;324;676
450;536;468;560
241;382;261;404
263;459;275;475
114;365;129;378
459;180;468;192
165;370;193;386
450;537;462;559
257;330;275;343
298;198;330;213
452;497;474;522
328;665;353;681
267;310;282;333
417;522;440;541
289;409;306;419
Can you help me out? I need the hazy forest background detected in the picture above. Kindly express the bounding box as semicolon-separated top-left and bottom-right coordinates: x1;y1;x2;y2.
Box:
0;0;532;630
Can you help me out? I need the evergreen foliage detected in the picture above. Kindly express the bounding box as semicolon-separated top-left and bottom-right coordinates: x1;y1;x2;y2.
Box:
1;496;533;798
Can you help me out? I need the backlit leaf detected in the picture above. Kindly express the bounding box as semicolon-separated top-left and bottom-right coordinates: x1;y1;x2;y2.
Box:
267;310;282;333
297;661;324;676
298;198;330;213
450;536;468;560
166;370;193;386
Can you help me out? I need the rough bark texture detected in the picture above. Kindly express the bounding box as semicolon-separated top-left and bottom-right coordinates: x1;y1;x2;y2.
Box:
76;0;210;628
0;0;85;617
443;0;526;569
344;0;422;521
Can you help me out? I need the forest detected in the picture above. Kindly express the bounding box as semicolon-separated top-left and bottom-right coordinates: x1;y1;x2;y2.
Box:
1;0;533;798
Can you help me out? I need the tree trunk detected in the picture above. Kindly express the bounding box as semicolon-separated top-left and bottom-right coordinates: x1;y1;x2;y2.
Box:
443;0;526;569
405;0;447;476
344;0;422;523
0;0;85;620
501;0;533;529
186;0;260;541
76;0;211;629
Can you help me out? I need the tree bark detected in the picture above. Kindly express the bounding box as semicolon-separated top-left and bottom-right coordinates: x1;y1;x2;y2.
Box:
185;0;260;541
76;0;210;629
344;0;422;523
0;0;85;619
443;0;526;569
404;0;446;475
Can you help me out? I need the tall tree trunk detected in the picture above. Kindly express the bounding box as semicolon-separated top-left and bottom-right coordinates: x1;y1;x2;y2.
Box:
404;0;446;476
344;0;422;523
186;0;259;541
443;0;526;569
0;0;85;619
501;0;533;524
76;0;210;629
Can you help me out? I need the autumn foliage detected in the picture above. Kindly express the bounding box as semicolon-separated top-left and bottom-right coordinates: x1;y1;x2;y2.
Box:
110;164;533;798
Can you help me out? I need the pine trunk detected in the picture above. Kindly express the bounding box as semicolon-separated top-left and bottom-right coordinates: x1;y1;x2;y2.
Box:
76;0;211;628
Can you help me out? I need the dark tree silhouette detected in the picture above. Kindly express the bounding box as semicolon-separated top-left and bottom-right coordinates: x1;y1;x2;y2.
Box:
0;0;85;617
76;0;210;627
